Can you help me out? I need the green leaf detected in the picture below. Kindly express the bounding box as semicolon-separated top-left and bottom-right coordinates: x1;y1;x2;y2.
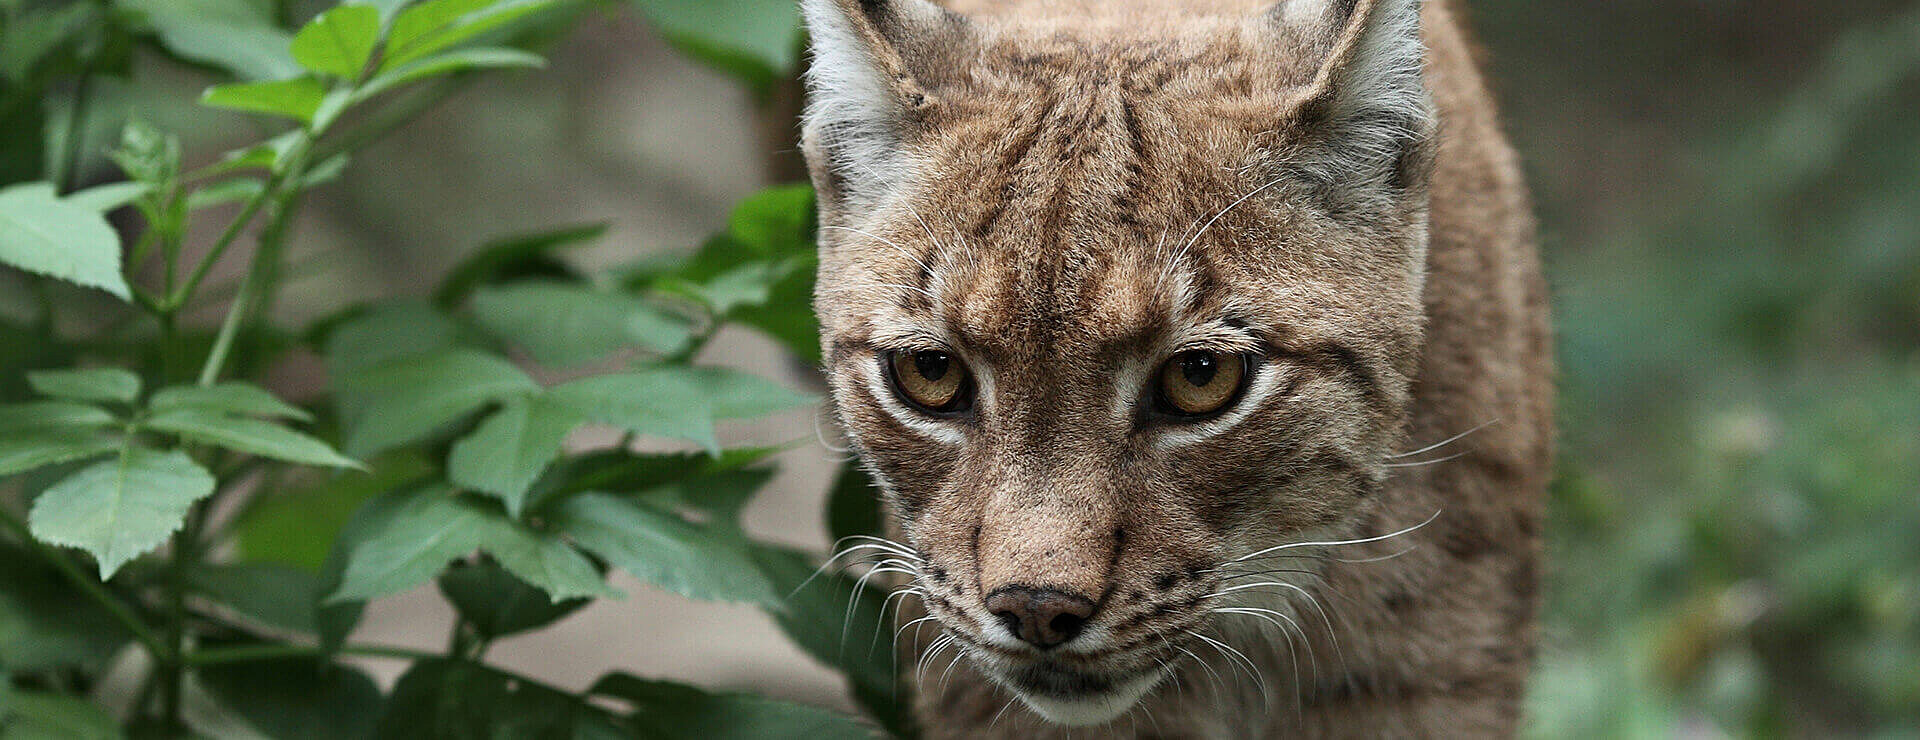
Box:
0;542;133;671
521;446;779;513
27;367;140;403
336;348;539;458
200;77;326;123
145;408;360;469
355;46;546;100
432;222;603;308
827;461;883;547
0;182;132;300
0;430;120;477
469;281;692;367
110;120;181;186
448;396;580;516
589;673;875;739
327;486;490;603
233;453;434;572
383;0;555;71
632;0;802;94
150;381;312;421
28;447;217;579
323;301;467;375
119;0;301;81
0;688;123;740
290;4;381;80
752;545;906;736
0;2;95;83
195;651;382;740
64;182;152;213
189;562;323;634
0;87;47;188
0;401;116;432
377;659;614;738
437;558;589;639
554;492;777;606
729;184;816;255
185;177;265;210
547;366;812;454
329;487;612;603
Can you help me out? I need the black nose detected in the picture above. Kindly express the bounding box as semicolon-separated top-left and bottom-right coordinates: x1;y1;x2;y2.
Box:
985;587;1096;649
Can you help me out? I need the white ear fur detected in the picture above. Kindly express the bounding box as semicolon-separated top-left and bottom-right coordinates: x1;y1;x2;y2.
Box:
1283;0;1434;190
799;0;958;212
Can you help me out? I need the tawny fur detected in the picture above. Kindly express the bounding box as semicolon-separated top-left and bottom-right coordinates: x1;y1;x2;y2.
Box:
801;0;1551;736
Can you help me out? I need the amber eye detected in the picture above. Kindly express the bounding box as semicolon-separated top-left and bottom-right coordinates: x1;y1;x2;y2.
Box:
886;350;973;414
1155;350;1248;417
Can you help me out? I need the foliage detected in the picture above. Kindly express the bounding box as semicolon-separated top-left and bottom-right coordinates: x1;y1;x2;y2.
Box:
0;1;899;737
1478;1;1920;736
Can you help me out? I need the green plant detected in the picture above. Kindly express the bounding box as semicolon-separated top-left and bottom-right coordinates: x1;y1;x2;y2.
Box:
0;1;905;737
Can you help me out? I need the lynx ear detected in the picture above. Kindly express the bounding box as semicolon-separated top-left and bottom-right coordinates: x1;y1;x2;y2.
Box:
800;0;970;216
1271;0;1435;193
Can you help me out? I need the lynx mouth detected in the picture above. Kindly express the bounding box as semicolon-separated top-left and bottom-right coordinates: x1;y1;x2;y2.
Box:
993;661;1166;726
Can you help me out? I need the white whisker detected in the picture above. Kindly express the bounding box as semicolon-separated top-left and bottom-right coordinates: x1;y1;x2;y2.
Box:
1386;418;1500;459
1232;509;1442;563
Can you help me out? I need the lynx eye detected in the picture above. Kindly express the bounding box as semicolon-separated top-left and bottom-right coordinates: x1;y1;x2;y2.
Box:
1155;350;1248;417
885;349;973;414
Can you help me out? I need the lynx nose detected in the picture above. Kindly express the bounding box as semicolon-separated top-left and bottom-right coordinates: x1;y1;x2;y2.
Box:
986;587;1096;649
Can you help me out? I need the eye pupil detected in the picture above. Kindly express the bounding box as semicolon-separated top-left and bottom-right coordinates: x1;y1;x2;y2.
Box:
914;351;950;382
1180;352;1217;387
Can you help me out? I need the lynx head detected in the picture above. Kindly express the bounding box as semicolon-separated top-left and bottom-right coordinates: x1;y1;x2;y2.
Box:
801;0;1435;726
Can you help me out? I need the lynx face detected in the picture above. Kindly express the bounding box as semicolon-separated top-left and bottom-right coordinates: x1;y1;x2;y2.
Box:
803;0;1436;725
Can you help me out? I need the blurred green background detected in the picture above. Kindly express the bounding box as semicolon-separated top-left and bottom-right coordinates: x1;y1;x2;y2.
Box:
14;0;1919;735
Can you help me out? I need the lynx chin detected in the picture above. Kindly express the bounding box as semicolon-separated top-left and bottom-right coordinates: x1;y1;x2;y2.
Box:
800;0;1551;736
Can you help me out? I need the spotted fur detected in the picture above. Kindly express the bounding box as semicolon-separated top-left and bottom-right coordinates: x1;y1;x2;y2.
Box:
801;0;1551;736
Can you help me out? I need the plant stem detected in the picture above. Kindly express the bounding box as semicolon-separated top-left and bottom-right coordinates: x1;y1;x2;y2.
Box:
56;64;95;193
186;642;436;666
158;502;206;731
0;506;167;656
195;180;305;388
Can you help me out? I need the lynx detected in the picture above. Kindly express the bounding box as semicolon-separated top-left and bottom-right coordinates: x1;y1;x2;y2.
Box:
799;0;1552;736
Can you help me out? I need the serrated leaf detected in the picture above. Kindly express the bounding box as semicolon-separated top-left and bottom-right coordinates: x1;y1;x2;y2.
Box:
432;222;602;308
233;453;434;572
476;515;617;601
589;673;874;739
632;0;801;93
196;650;382;740
189;562;322;634
826;461;883;547
119;0;301;81
27;367;140;403
0;182;131;300
201;77;326;123
0;689;123;740
438;559;588;639
752;545;907;736
145;408;360;469
469;281;692;367
327;487;490;603
0;400;116;432
546;366;811;454
329;487;612;603
0;542;134;671
378;659;615;738
290;4;380;80
554;492;776;606
64;182;151;213
185;177;265;210
383;0;554;71
448;396;580;516
323;301;466;376
150;381;312;421
0;430;120;477
28;447;216;579
355;46;546;101
336;348;539;458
